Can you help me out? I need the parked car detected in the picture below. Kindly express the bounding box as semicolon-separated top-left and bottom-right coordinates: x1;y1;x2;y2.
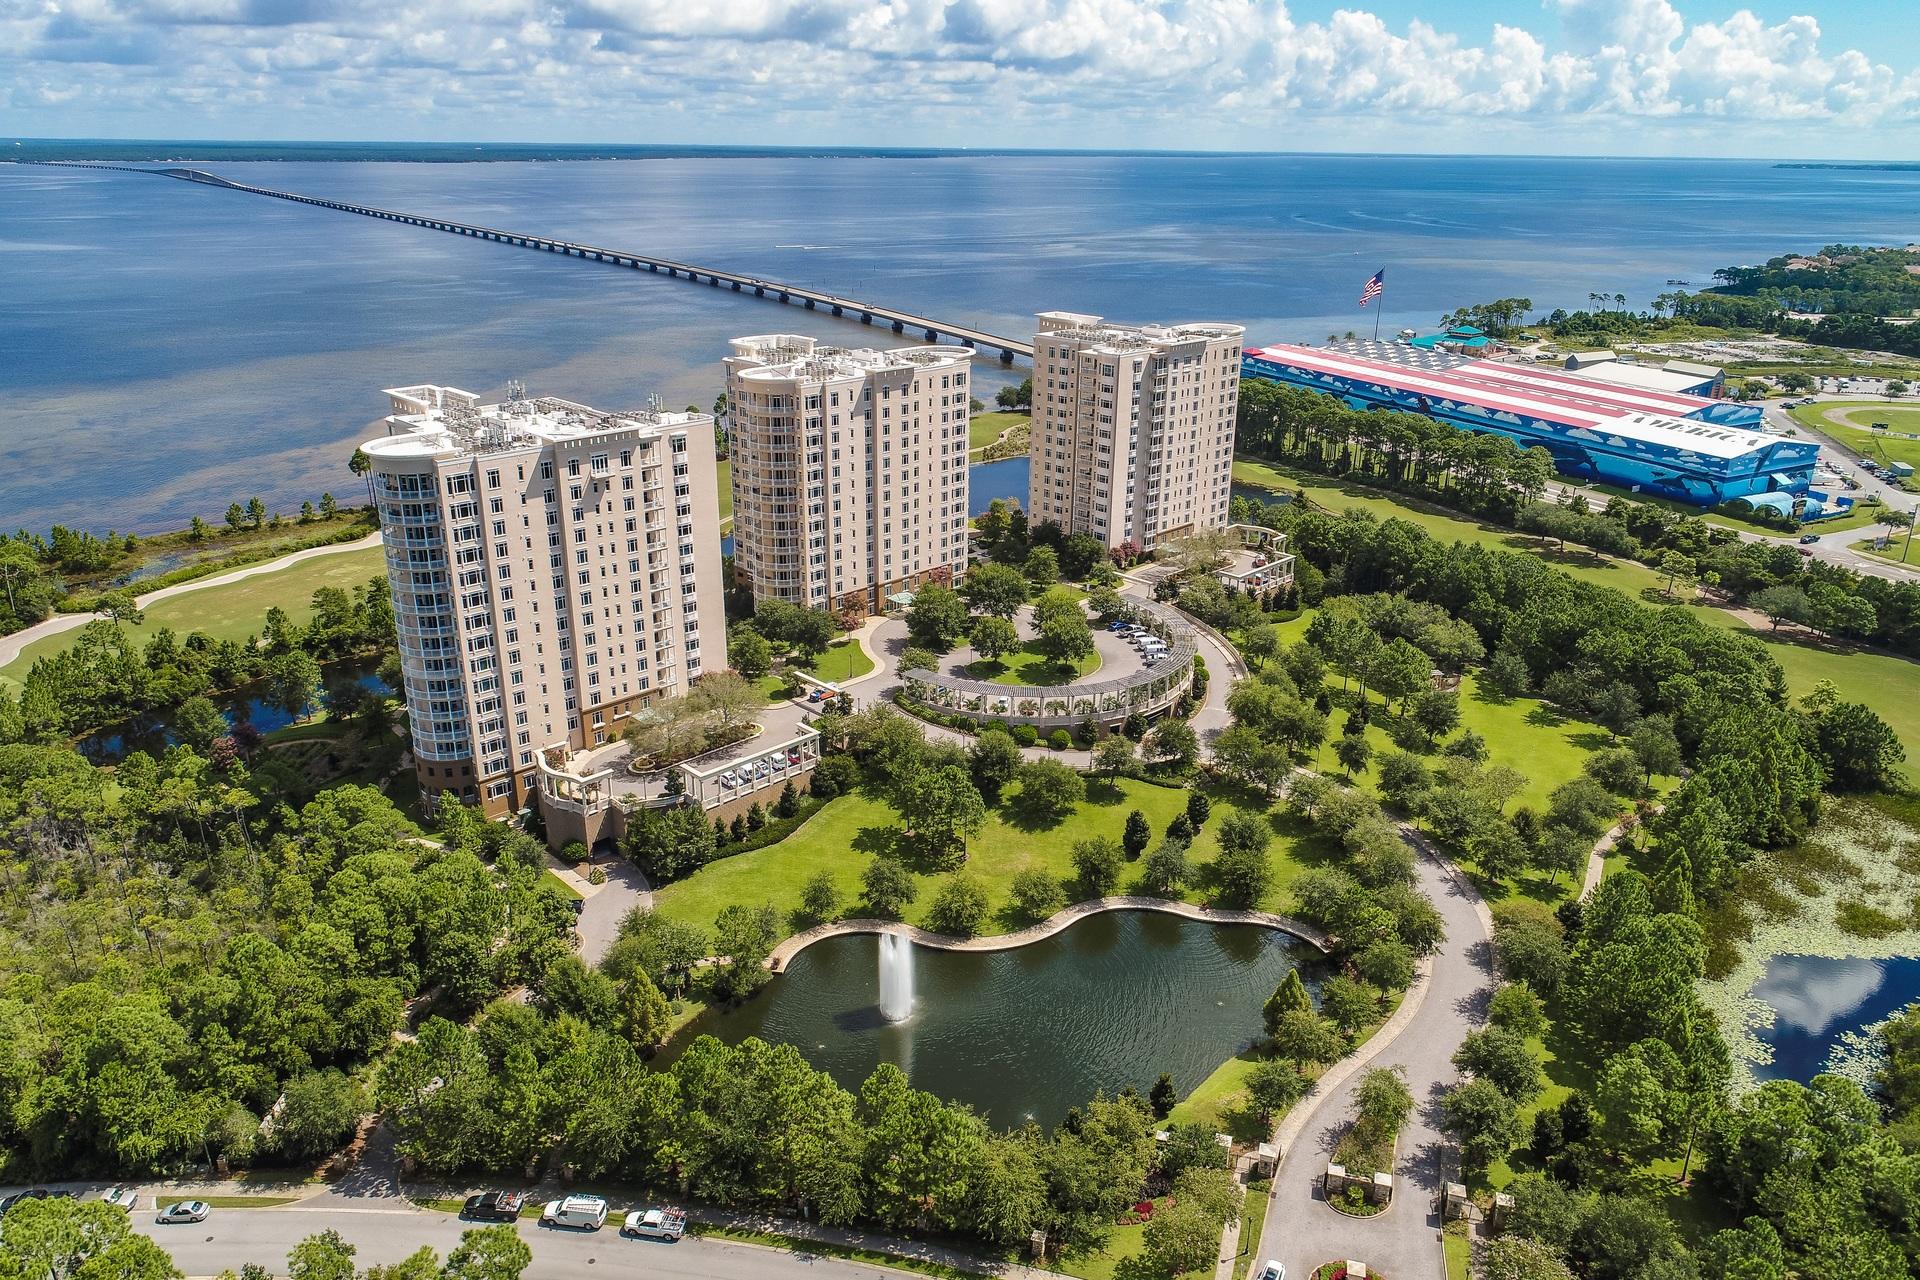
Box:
1799;533;1820;545
620;1207;688;1241
0;1189;50;1215
541;1195;609;1231
155;1201;210;1225
787;750;801;764
1255;1263;1286;1280
718;771;737;789
462;1191;527;1222
100;1187;139;1211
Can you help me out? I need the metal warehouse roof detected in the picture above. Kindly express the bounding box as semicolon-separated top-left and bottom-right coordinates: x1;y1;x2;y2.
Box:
1569;361;1718;395
1244;344;1781;460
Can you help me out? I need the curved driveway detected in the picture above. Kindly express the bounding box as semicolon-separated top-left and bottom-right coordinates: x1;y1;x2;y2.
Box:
1254;833;1494;1280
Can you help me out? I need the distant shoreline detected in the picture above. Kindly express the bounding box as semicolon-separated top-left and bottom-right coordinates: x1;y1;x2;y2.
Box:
6;140;1889;166
1776;162;1920;171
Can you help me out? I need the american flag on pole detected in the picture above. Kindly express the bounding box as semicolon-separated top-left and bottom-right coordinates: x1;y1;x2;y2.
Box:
1359;269;1384;307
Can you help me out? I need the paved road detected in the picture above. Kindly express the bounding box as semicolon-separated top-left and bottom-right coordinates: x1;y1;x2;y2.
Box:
128;1202;942;1280
1254;837;1494;1280
0;531;384;673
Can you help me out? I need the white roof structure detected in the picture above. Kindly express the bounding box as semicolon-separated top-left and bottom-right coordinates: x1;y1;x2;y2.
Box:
1569;361;1717;395
371;385;705;461
1244;344;1773;459
726;335;973;384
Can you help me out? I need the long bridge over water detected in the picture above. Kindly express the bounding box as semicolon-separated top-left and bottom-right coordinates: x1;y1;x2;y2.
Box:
29;161;1035;364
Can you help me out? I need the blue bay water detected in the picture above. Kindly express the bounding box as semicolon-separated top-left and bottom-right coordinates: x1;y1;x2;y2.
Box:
5;151;1920;534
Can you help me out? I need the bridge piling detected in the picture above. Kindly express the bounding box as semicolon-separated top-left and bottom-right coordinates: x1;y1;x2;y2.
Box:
39;160;1032;363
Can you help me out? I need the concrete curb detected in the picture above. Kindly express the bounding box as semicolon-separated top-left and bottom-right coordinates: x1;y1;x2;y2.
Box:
766;897;1333;971
1267;952;1435;1160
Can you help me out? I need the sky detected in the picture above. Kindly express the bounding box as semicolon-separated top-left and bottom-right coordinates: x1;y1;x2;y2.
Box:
2;0;1917;158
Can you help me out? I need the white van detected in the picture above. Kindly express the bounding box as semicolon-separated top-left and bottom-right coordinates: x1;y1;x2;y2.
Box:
541;1195;609;1230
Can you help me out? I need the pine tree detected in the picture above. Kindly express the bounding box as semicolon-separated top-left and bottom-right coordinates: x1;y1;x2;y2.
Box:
617;970;673;1051
1652;849;1696;916
1123;810;1152;860
1264;970;1313;1037
1149;1073;1178;1119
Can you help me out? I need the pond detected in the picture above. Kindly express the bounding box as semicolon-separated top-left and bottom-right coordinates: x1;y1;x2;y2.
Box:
969;456;1029;516
1231;482;1297;511
79;658;390;763
661;910;1325;1127
1750;952;1920;1083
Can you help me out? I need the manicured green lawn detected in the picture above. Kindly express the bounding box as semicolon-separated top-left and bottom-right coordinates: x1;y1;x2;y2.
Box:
1233;1181;1271;1280
61;511;376;596
542;869;584;901
1167;1053;1264;1141
970;641;1102;687
1738;627;1920;785
1308;674;1614;816
1232;458;1673;599
794;639;875;684
1852;534;1920;566
652;774;1327;937
717;459;733;521
1443;1224;1471;1280
1788;401;1920;474
1050;1217;1150;1280
969;411;1028;452
1;544;389;689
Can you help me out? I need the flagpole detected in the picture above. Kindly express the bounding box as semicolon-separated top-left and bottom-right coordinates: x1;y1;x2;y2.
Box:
1373;271;1384;341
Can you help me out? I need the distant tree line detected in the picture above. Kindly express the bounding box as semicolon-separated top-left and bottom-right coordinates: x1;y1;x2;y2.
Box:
0;493;364;639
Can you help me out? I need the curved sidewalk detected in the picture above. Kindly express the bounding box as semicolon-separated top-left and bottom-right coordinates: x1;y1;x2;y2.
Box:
767;897;1332;971
0;531;383;671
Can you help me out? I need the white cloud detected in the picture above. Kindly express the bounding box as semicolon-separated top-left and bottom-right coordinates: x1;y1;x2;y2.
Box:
1;0;1915;153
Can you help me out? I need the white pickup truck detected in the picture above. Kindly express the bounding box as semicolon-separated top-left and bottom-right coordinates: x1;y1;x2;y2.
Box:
620;1207;687;1241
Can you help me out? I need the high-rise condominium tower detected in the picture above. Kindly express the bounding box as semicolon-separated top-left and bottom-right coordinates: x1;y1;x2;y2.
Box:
724;336;973;614
1027;311;1244;551
363;385;725;818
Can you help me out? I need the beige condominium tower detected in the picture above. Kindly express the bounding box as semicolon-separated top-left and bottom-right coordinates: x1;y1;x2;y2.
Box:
1027;311;1244;551
724;335;973;615
363;384;725;819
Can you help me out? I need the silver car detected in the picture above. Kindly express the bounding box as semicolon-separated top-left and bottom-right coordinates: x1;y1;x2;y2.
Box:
155;1201;210;1224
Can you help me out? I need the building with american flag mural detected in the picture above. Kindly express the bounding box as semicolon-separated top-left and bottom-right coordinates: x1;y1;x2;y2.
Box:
1240;339;1842;515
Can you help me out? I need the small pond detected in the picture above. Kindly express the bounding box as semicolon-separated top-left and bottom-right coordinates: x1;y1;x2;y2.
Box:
1231;482;1297;511
1750;952;1920;1082
79;658;390;763
661;910;1325;1127
969;456;1029;516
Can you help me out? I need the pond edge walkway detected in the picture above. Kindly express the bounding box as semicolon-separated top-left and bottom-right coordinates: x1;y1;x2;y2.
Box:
766;897;1332;971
